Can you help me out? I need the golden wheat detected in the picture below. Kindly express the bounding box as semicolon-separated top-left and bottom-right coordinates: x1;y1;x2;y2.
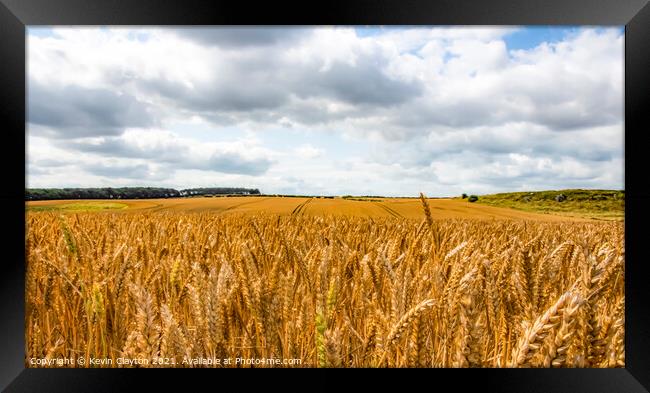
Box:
25;200;624;368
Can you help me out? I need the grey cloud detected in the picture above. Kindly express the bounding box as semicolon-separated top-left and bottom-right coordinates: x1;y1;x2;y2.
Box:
528;102;621;131
65;138;189;164
185;83;289;113
137;69;289;114
64;136;273;176
478;173;604;191
389;97;496;130
368;123;623;187
379;55;622;133
202;152;273;176
294;61;423;107
84;163;157;180
27;166;52;176
370;130;521;168
395;91;620;132
534;138;620;162
276;101;365;127
505;77;622;131
29;27;623;142
174;27;310;48
421;150;618;192
127;41;420;124
28;81;153;138
29;158;71;168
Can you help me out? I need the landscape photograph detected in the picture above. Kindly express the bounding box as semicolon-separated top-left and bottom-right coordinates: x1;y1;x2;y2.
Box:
25;26;624;368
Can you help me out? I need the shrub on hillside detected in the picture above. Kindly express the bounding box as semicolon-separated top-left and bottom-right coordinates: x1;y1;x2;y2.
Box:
468;195;479;202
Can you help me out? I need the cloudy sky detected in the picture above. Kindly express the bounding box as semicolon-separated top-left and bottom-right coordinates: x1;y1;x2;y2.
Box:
27;26;624;196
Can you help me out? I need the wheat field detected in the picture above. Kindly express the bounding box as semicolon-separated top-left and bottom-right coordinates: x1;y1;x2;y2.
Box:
27;195;589;221
25;195;624;368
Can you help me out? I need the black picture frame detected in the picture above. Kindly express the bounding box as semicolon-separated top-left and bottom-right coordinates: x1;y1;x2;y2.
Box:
1;0;649;391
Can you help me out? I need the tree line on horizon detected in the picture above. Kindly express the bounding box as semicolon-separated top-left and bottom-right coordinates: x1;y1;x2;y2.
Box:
25;187;261;201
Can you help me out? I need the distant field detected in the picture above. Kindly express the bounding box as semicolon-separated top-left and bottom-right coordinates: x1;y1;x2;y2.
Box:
26;196;592;221
474;189;624;220
26;202;128;212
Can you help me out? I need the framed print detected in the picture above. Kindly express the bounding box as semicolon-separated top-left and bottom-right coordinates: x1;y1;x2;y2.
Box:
1;0;649;391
